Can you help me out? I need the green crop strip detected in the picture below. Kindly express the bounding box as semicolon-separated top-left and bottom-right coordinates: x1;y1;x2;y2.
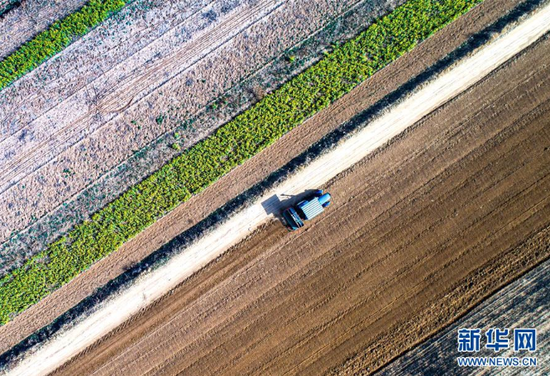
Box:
0;0;482;325
0;0;128;91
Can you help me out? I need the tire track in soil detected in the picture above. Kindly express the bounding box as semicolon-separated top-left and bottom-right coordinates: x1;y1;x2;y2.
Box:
50;19;550;376
0;0;215;131
0;0;384;263
175;89;550;376
155;97;550;376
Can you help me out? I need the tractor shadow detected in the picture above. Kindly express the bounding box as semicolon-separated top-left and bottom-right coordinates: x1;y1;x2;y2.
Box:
261;189;319;223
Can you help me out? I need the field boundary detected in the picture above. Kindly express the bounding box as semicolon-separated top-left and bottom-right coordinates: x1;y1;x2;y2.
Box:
3;1;550;373
0;0;531;363
0;0;396;276
370;239;550;376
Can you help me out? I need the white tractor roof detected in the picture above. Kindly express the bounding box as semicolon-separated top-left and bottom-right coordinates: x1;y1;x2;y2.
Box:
298;198;324;220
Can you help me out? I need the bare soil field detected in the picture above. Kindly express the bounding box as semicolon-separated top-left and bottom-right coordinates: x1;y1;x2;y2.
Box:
0;0;406;270
0;0;527;354
0;0;90;59
375;259;550;376
49;27;550;376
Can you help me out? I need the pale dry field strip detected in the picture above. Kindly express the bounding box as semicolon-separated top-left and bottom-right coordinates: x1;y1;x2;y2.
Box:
375;260;550;376
0;0;398;276
0;0;89;59
0;0;372;243
6;5;549;375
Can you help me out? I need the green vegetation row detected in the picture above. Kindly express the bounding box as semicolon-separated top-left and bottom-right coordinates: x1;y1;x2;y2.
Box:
0;0;483;325
0;0;128;91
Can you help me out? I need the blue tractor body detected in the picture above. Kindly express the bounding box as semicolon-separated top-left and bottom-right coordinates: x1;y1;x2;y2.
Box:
282;190;332;231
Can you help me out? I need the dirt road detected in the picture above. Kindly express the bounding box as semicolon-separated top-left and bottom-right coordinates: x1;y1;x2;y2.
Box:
49;30;550;375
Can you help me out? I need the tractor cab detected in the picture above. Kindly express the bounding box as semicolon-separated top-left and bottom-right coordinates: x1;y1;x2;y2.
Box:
282;190;331;231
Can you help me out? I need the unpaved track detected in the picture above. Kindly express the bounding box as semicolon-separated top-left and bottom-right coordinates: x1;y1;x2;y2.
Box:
6;5;550;375
0;0;531;357
51;31;550;376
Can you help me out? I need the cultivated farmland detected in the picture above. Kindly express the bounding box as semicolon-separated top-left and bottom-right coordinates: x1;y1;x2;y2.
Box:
48;29;550;376
1;0;548;373
375;259;550;375
0;0;91;59
0;0;485;328
0;0;402;272
0;0;525;353
0;0;536;358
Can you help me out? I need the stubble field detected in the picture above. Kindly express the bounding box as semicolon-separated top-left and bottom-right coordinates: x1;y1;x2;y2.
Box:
0;0;402;274
0;0;89;59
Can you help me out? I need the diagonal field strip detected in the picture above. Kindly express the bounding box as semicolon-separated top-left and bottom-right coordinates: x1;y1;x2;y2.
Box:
374;259;550;375
0;0;91;60
0;0;369;246
5;3;550;375
0;0;530;358
0;0;130;92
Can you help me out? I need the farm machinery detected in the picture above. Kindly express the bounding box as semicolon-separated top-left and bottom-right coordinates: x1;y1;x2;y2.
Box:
282;190;332;231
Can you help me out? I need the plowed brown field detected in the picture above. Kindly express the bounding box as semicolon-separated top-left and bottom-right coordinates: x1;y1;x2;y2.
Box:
51;26;550;376
374;258;550;375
